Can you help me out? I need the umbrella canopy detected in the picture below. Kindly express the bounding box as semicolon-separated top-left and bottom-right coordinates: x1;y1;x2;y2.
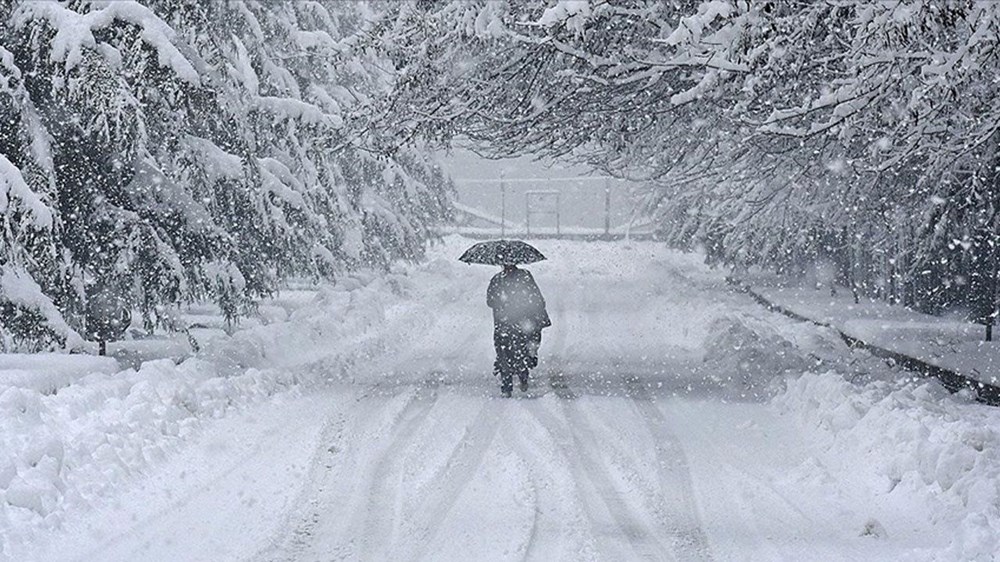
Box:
458;239;546;266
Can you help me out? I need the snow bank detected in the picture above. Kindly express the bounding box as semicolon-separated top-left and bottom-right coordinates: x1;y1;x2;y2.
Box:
0;265;423;560
0;355;323;557
0;354;118;393
699;313;817;399
694;303;856;402
749;283;1000;388
704;282;1000;559
695;285;1000;559
774;372;1000;561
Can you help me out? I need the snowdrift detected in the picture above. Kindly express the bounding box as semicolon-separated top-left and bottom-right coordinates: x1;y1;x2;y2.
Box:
0;266;421;559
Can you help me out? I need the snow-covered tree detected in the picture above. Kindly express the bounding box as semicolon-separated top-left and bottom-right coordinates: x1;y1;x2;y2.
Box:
0;0;450;350
0;35;80;351
379;0;1000;327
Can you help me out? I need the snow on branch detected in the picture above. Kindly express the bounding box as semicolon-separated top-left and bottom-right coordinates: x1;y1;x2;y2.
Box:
664;1;735;46
0;154;53;230
0;266;83;349
255;96;345;129
537;1;592;32
15;0;201;86
180;136;245;184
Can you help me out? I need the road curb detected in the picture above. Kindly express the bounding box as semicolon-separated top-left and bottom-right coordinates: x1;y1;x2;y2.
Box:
728;277;1000;407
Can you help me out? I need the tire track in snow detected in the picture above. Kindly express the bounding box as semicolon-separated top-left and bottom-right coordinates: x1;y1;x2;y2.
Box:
353;385;441;561
559;401;677;560
622;374;714;560
402;397;504;560
525;380;673;561
530;246;713;559
505;412;596;562
263;384;440;562
589;280;712;561
599;313;713;561
268;297;487;561
519;479;543;562
246;402;348;562
522;400;623;560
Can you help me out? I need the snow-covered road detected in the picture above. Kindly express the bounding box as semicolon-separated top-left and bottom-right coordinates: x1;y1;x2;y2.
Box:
14;237;994;561
252;242;722;561
253;379;712;561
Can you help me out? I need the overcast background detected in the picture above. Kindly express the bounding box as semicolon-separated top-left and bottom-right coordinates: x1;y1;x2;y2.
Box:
436;147;640;230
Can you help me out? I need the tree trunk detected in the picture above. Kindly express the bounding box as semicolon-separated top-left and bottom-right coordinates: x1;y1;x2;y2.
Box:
969;227;997;341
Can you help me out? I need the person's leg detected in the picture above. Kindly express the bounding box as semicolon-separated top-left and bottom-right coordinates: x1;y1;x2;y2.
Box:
518;369;529;392
508;330;530;392
500;371;513;397
526;330;541;369
495;327;514;397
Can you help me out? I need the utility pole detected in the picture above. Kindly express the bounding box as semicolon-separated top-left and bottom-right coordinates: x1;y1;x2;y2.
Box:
525;191;531;236
604;177;611;236
556;191;561;236
500;170;506;238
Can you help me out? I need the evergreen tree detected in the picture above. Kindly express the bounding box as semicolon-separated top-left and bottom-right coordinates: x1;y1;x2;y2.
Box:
0;0;451;350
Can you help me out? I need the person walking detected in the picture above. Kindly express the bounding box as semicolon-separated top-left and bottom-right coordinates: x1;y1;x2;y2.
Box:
459;239;550;398
487;263;550;397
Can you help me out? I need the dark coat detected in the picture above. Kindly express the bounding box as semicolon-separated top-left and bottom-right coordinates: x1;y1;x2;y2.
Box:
486;266;550;333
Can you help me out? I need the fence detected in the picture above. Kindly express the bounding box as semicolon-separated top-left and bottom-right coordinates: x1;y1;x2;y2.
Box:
448;174;653;238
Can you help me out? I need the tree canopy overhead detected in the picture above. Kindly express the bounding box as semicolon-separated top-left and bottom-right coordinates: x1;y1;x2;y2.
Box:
4;0;1000;349
379;0;1000;314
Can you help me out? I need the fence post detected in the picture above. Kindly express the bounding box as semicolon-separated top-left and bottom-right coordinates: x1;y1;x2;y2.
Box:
556;192;561;236
500;170;506;237
525;190;531;236
604;178;611;236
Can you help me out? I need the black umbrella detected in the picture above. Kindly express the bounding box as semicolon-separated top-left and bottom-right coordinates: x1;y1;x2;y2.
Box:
459;239;546;266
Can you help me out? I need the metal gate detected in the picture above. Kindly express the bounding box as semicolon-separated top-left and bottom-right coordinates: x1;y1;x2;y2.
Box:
525;190;560;235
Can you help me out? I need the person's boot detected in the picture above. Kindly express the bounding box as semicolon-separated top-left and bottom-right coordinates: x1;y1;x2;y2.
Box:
500;372;513;398
519;374;529;393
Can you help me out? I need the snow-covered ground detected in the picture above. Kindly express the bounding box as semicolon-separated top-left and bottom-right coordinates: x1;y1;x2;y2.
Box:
3;236;1000;561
